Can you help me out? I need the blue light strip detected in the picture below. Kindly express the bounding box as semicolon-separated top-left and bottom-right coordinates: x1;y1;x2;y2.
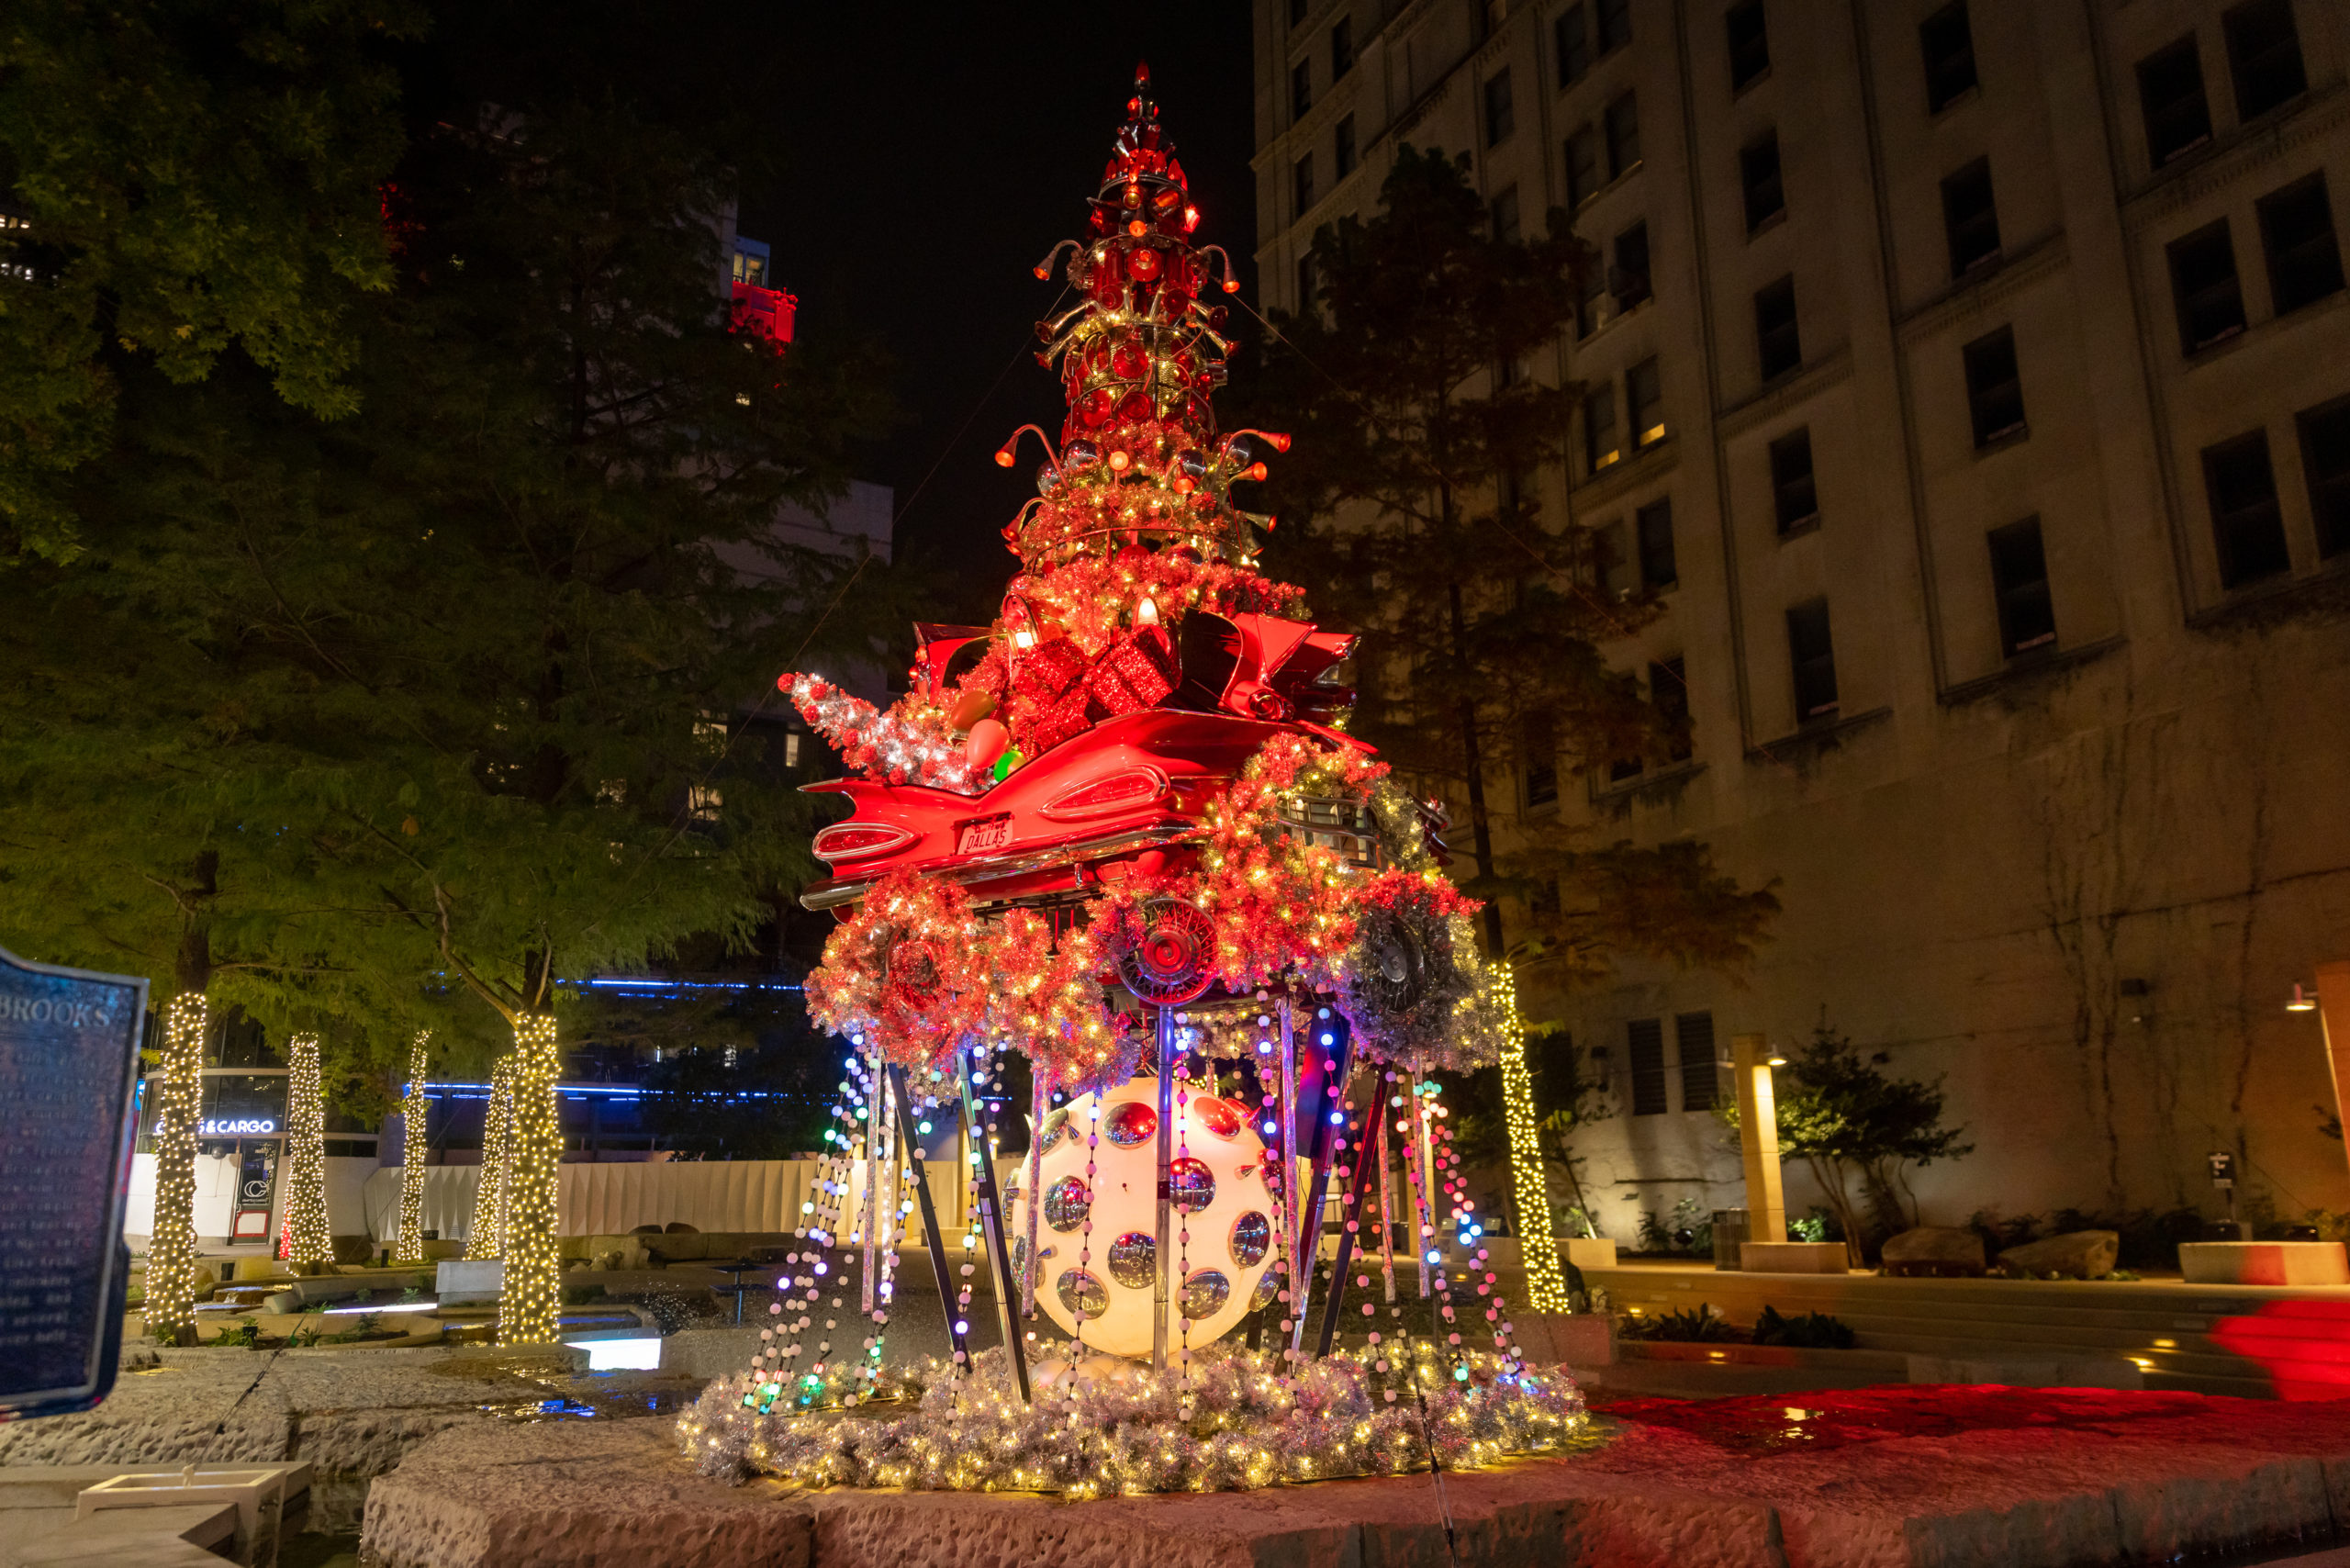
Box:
569;977;802;992
404;1082;800;1100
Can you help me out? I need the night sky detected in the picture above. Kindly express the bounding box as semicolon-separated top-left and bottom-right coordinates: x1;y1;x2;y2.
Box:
734;4;1257;617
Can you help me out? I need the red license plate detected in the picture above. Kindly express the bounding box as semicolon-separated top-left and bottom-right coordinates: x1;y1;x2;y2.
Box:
956;815;1014;856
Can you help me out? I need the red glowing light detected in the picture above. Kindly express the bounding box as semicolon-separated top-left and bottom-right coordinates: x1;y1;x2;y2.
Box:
812;823;920;862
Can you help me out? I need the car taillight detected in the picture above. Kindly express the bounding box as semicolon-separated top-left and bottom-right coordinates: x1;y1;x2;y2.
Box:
1037;766;1170;823
811;822;917;861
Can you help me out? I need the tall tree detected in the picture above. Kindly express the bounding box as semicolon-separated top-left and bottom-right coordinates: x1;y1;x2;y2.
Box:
1;6;897;1338
1237;147;1768;961
0;0;416;562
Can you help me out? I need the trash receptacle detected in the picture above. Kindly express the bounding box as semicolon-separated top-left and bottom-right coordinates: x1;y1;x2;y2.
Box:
1711;1208;1750;1270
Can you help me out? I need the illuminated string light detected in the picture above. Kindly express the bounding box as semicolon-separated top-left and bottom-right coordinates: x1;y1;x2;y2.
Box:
281;1031;331;1267
395;1030;432;1264
1494;966;1572;1316
498;1013;562;1345
465;1057;514;1260
143;991;207;1343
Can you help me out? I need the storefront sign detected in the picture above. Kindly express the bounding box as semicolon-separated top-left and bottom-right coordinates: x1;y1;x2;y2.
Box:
197;1118;278;1137
0;945;145;1417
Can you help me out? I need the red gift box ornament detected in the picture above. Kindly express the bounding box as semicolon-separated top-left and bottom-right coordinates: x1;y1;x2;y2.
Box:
1085;624;1178;716
1021;636;1090;700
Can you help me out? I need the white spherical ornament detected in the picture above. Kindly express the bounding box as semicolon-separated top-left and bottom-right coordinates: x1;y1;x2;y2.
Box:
1009;1074;1279;1357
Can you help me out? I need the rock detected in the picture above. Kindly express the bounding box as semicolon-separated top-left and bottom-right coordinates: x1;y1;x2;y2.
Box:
630;1224;664;1237
662;1222;699;1235
1995;1230;2119;1279
1881;1226;1987;1277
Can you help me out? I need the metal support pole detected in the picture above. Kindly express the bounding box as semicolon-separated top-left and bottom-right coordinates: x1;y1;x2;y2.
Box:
1287;1031;1354;1361
1315;1095;1382;1358
958;1044;1029;1403
886;1064;968;1368
1152;1005;1178;1374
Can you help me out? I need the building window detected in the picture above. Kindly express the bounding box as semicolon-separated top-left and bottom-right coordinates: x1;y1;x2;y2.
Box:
1786;598;1838;721
1676;1013;1718;1113
1628;1018;1668;1114
784;730;802;769
1491;185;1521;245
2137;36;2211;166
1331;16;1354;79
1637;495;1676;588
2203;429;2290;588
1577;258;1608;337
1296;252;1320;315
1597;0;1630;52
2300;395;2350;560
1596;519;1633;596
1614;221;1651;309
1627;353;1664;446
1557;6;1591;88
1652;656;1694;760
1919;2;1977;113
1963;326;2026;447
1741;130;1784;231
1584;383;1619;471
1727;1;1771;93
1524;710;1559;807
1770;426;1818;532
1293;152;1315;215
1485;69;1516;146
1335;115;1357;178
2166;220;2245;353
1941;156;2000;277
1605;92;1641;178
1987;517;2057;656
2257;174;2344;317
2223;0;2306;123
1754;274;1800;381
1565;125;1601;207
1292;57;1313;118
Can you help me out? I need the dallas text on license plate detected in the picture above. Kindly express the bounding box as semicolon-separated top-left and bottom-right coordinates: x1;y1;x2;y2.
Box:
957;816;1013;855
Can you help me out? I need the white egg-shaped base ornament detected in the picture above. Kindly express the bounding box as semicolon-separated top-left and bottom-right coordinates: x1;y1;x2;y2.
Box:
1007;1074;1280;1358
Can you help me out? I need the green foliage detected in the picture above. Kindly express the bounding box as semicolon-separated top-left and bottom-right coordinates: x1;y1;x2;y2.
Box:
1618;1304;1737;1343
212;1320;263;1349
0;17;896;1086
0;0;419;561
1751;1305;1855;1350
1636;1196;1713;1257
1723;1022;1971;1262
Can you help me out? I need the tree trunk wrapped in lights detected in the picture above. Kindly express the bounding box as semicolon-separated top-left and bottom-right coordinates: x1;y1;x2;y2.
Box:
142;991;207;1343
1493;966;1573;1314
498;1013;562;1345
281;1031;332;1267
395;1031;432;1264
465;1057;514;1260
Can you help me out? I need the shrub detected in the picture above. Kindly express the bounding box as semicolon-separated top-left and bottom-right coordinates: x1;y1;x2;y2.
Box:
1751;1305;1856;1349
1619;1304;1740;1342
213;1321;263;1350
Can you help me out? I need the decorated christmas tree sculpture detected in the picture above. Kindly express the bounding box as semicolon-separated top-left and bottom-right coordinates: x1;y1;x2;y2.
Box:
729;71;1571;1450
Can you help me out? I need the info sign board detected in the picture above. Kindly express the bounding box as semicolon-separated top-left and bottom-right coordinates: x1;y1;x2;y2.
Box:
0;945;147;1418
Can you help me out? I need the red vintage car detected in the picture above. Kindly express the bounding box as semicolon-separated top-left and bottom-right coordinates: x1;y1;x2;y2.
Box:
800;610;1406;913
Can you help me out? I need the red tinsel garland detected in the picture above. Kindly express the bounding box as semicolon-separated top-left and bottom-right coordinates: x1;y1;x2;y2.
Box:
805;868;990;1073
982;910;1138;1095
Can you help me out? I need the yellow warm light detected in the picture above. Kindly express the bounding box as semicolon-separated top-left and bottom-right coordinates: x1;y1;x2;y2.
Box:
143;992;207;1343
466;1057;514;1260
498;1012;563;1345
395;1030;432;1264
282;1031;332;1266
1495;964;1574;1315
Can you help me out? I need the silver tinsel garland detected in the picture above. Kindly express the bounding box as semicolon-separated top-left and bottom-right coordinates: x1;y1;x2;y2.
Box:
678;1342;1591;1497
